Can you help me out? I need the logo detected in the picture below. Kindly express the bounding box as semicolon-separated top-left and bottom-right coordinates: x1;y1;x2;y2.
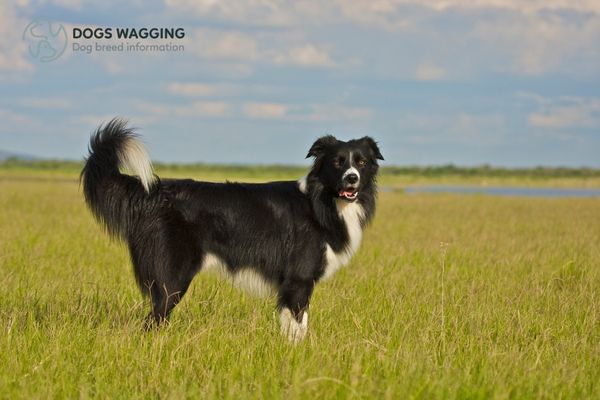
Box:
22;20;68;62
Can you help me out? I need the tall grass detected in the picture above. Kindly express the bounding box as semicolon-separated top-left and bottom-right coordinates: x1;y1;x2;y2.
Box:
0;170;599;398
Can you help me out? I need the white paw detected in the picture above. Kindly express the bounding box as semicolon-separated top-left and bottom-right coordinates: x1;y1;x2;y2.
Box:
280;308;308;343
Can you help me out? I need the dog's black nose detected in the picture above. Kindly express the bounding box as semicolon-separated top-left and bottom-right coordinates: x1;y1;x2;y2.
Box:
345;173;359;184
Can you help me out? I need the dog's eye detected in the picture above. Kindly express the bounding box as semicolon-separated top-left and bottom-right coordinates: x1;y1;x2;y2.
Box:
357;159;366;167
333;158;343;168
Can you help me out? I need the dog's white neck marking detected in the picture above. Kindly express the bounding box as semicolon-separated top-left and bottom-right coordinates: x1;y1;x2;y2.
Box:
297;176;308;194
322;200;365;280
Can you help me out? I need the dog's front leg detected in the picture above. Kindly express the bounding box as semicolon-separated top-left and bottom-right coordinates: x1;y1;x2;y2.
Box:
278;278;314;343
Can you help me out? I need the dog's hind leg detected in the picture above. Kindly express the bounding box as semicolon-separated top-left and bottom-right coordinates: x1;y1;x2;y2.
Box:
146;271;194;326
132;238;199;328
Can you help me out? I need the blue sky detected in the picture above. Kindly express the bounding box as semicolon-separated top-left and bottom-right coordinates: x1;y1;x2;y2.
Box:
1;0;599;166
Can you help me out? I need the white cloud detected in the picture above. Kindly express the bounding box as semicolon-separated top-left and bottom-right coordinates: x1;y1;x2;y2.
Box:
275;44;335;67
71;113;120;127
51;0;83;10
70;99;233;132
175;101;232;117
131;99;373;125
164;0;296;27
133;100;232;119
240;102;374;123
19;97;72;109
242;102;289;119
397;112;507;145
168;0;600;78
0;108;33;126
198;62;255;79
328;1;410;31
519;92;600;129
163;0;412;31
186;28;337;70
302;105;374;123
189;29;258;60
470;12;600;76
71;109;172;129
415;63;446;81
165;1;600;30
452;112;506;142
419;0;600;14
166;82;275;98
99;58;124;75
133;101;171;119
0;2;34;75
167;82;219;97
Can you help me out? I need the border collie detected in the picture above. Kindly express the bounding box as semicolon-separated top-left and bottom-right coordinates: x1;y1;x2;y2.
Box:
81;118;383;342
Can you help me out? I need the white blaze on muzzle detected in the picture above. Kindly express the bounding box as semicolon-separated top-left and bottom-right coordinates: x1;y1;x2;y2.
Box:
340;159;360;200
342;167;360;183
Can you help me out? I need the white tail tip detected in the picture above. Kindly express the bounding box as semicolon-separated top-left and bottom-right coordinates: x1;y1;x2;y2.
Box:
118;137;156;192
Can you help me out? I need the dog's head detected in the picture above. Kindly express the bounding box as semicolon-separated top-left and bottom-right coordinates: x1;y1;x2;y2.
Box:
306;135;383;202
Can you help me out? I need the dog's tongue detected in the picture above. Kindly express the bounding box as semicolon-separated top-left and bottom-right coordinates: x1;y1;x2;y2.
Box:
340;189;355;197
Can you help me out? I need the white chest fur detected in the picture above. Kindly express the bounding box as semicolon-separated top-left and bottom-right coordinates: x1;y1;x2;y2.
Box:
201;253;276;297
322;200;365;280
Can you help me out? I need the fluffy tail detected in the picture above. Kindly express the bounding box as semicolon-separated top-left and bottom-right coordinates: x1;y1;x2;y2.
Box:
81;118;157;239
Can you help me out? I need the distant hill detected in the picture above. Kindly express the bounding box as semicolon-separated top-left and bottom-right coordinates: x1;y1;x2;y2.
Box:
0;149;39;161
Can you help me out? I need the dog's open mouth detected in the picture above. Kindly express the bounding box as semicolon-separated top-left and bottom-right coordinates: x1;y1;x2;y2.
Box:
339;188;358;201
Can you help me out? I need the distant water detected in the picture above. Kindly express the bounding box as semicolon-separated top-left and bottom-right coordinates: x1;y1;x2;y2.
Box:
402;185;600;198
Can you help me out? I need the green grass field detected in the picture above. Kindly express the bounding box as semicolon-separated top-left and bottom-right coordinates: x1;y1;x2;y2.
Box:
1;165;599;398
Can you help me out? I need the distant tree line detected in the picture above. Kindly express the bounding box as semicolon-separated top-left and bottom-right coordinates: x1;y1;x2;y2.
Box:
1;158;599;178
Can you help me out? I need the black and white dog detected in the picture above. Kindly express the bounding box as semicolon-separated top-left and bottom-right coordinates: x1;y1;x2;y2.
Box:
81;118;383;341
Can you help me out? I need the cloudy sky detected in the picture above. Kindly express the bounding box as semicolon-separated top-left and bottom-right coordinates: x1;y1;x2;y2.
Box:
1;0;599;166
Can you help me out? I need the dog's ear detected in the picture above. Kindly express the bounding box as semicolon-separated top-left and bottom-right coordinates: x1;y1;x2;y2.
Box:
306;135;338;158
360;136;384;160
